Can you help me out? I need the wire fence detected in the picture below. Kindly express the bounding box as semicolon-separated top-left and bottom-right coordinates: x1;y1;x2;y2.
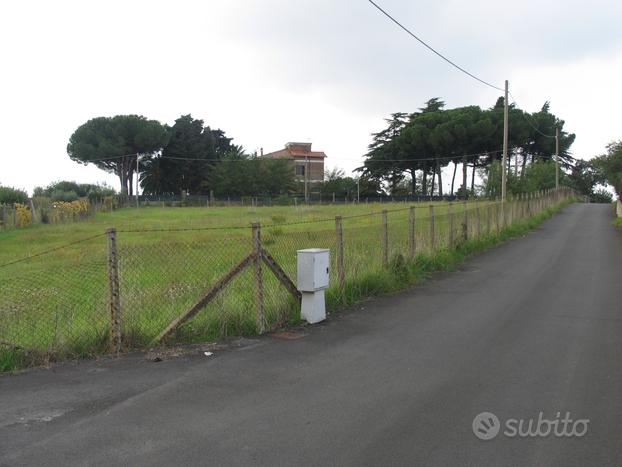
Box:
0;188;575;366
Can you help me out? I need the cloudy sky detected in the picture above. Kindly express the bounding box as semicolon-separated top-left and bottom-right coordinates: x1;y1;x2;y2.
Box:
1;0;621;194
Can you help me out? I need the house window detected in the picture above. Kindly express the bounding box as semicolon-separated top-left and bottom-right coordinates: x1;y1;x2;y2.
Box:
295;165;306;176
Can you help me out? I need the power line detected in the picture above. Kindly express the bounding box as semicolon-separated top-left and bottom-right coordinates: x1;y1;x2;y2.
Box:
508;91;556;139
74;149;504;165
367;0;504;92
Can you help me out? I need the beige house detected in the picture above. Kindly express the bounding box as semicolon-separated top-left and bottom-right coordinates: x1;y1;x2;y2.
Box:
261;142;326;183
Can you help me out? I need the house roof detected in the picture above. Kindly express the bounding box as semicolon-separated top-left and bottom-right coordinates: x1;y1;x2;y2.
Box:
262;143;326;159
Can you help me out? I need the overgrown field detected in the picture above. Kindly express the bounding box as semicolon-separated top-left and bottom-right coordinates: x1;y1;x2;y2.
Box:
0;196;571;371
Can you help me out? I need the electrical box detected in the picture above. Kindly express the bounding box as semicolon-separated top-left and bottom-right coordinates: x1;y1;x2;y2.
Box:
297;248;330;291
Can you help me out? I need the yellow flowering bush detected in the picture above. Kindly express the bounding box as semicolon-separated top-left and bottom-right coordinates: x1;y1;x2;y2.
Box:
49;199;90;223
15;203;32;227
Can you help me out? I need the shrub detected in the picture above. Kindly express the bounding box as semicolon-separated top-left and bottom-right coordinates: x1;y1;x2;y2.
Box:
51;190;79;202
15;203;32;227
590;189;613;204
50;199;90;223
0;186;28;204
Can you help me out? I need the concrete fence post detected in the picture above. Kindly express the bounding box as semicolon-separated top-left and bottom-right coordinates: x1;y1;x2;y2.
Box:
335;216;345;290
462;201;468;242
106;228;122;354
408;206;416;259
252;223;265;333
381;210;389;268
448;203;454;248
429;205;435;252
475;200;481;238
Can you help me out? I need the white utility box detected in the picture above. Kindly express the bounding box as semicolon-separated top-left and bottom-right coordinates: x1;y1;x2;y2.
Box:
297;248;330;323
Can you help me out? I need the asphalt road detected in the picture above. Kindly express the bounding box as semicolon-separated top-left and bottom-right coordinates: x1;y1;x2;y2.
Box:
2;203;621;466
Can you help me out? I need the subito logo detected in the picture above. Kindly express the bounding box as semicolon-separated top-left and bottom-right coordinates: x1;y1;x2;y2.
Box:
472;412;500;440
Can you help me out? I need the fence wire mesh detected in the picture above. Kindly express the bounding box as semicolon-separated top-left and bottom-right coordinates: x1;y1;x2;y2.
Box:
0;188;574;367
0;236;108;357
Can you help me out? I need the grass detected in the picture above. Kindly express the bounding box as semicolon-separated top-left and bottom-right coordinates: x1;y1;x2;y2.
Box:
0;197;571;372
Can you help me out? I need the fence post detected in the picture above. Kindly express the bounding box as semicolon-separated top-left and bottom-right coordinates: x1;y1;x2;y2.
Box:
448;203;454;248
252;223;265;333
475;200;481;238
429;205;435;252
486;202;492;235
106;228;122;354
495;200;501;233
381;210;389;268
335;216;345;290
408;206;416;259
462;201;468;242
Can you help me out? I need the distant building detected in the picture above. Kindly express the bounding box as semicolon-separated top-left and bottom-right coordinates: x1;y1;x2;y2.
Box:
261;142;326;183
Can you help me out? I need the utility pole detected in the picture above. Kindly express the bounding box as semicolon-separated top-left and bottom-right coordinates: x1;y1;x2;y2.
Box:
501;79;509;203
555;128;559;190
135;153;140;209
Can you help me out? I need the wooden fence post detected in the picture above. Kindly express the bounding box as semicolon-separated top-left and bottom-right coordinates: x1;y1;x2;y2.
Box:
495;200;501;233
381;210;388;268
408;206;416;259
448;203;454;248
462;201;468;242
486;202;492;235
335;216;345;290
106;228;122;354
429;205;435;252
252;223;265;333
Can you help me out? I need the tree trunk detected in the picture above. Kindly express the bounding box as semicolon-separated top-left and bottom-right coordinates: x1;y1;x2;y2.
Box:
410;168;417;194
430;168;436;197
422;165;428;196
521;151;528;176
471;164;476;193
450;162;457;195
437;162;443;197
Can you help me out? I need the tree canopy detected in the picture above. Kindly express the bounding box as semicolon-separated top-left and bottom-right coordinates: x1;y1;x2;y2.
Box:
67;115;169;195
140;115;233;195
359;97;576;197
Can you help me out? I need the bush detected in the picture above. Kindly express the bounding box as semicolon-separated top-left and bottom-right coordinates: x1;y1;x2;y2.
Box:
15;203;32;227
50;190;79;202
50;199;90;223
590;189;613;204
0;186;28;204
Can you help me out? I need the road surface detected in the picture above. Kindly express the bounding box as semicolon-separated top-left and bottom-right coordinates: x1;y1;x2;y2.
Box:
1;203;621;466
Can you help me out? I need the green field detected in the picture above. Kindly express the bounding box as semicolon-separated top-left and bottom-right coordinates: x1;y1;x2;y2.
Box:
0;196;562;370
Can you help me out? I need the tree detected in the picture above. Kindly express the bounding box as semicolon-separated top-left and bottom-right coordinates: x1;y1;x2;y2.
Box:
140;115;233;195
209;152;296;197
360;97;575;198
0;186;28;204
594;141;622;197
67;115;169;195
567;160;605;199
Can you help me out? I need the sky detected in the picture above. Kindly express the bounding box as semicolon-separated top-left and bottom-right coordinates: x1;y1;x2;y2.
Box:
1;0;621;194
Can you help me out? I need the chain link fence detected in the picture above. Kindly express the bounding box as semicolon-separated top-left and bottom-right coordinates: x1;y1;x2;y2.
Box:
0;188;575;368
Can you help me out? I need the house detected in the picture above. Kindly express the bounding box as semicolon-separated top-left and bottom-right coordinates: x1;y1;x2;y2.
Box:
261;142;326;183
